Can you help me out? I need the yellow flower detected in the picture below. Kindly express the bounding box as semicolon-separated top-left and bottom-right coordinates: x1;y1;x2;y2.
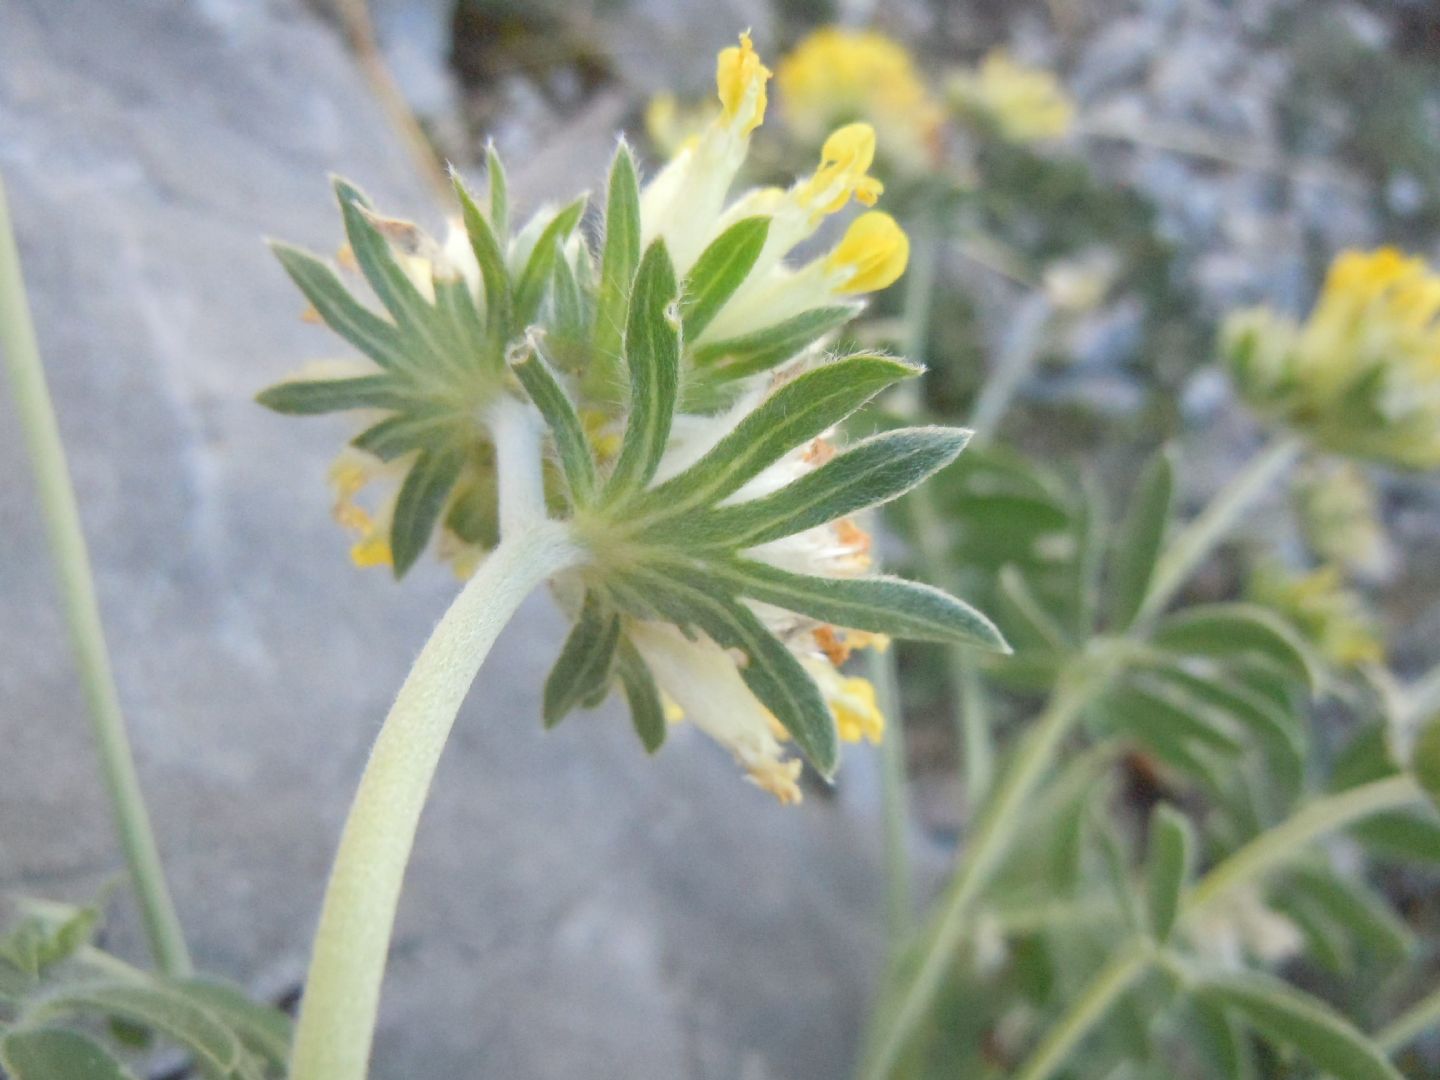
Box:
717;30;771;136
825;211;910;294
949;50;1074;143
1225;248;1440;470
775;26;944;171
1249;562;1383;670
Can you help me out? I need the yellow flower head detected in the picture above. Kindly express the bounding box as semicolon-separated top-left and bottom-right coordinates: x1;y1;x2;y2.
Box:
949;50;1074;143
775;26;944;171
717;30;771;136
796;122;885;215
1225;247;1440;470
825;211;910;294
1249;562;1383;670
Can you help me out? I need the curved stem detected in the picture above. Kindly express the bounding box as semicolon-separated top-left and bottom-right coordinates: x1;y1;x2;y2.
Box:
1183;775;1422;918
1011;942;1152;1080
0;175;191;977
859;670;1106;1079
1135;435;1303;627
288;522;580;1080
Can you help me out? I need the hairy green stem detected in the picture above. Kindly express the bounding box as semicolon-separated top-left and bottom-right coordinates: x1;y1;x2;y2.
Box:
0;174;192;977
860;671;1104;1079
289;522;579;1080
1135;435;1303;626
1378;984;1440;1055
1012;942;1153;1080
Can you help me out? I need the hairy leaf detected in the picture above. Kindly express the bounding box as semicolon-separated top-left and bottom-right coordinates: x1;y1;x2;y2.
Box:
681;216;769;339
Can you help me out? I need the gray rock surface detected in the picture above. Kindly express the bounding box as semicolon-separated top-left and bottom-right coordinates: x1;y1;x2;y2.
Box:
0;1;885;1076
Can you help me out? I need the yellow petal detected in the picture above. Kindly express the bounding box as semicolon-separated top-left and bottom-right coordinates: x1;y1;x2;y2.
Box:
716;30;771;136
825;211;910;294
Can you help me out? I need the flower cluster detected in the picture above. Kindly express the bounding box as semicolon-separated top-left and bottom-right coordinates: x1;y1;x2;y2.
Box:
1225;247;1440;471
773;27;945;172
947;50;1075;143
259;33;1004;801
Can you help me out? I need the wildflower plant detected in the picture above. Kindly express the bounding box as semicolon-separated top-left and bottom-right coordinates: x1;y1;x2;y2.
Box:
257;31;1005;1079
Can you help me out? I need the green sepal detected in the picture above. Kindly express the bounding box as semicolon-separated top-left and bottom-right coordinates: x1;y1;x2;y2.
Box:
679;427;970;550
389;447;464;577
680;216;770;340
269;241;409;372
605;240;681;500
593;143;642;369
1108;446;1174;631
0;1029;138;1080
691;305;859;380
702;558;1008;652
511;347;597;507
452;169;513;345
543;592;622;727
256;375;411;415
617;638;666;753
514;197;588;326
635;353;920;522
445;470;500;551
1144;803;1193;942
350;409;460;461
485;144;509;243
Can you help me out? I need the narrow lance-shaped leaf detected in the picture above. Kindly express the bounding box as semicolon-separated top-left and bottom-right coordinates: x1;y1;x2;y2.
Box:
0;1029;139;1080
1145;803;1193;941
593;143;642;366
692;305;859;380
606;241;681;500
256;375;413;416
351;408;457;462
269;242;409;372
617;638;666;754
680;216;770;340
388;447;464;577
1109;446;1174;631
511;347;597;506
1153;602;1321;692
1197;971;1403;1080
452;169;513;343
543;592;622;726
703;559;1009;653
682;427;970;550
514;197;588;325
178;978;293;1068
995;563;1072;653
485;144;509;242
636;353;920;522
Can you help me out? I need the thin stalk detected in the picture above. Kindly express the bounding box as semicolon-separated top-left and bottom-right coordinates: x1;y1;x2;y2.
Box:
867;647;912;951
1010;942;1153;1080
1134;435;1304;626
1378;984;1440;1055
968;292;1053;442
0;175;191;977
289;520;580;1080
860;671;1105;1080
1183;774;1422;918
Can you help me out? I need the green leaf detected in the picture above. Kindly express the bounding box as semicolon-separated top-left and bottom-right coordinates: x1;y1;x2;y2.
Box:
691;305;859;380
256;375;410;415
0;1029;138;1080
485;144;509;242
351;409;458;461
1089;807;1144;932
1189;998;1258;1080
29;982;243;1076
1411;711;1440;813
445;471;499;551
178;979;292;1068
514;197;587;325
1110;683;1246;756
1289;867;1414;961
594;143;642;366
704;559;1008;652
550;250;586;340
617;639;666;753
543;593;621;726
1198;971;1402;1080
512;348;597;506
680;216;769;340
452;170;513;343
1145;803;1192;941
389;448;464;577
269;242;409;372
995;564;1072;653
685;427;970;549
0;905;100;977
655;577;837;776
1108;447;1173;631
636;353;920;522
1152;603;1321;692
606;241;681;500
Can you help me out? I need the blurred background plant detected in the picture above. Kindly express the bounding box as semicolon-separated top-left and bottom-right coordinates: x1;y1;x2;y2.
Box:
5;0;1440;1076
